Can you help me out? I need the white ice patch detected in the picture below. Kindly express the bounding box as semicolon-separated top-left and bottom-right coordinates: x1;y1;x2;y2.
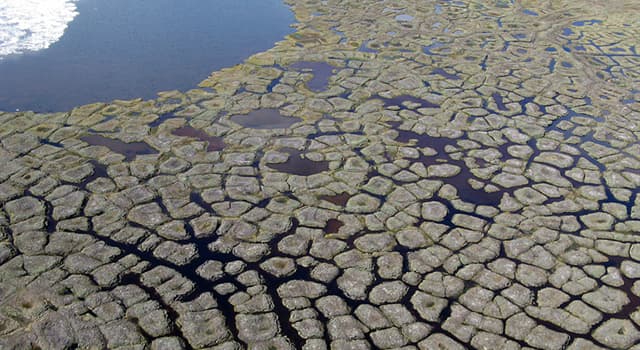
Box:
0;0;79;58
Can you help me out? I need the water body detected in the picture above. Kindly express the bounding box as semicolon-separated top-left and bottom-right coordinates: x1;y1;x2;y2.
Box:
172;125;225;152
231;109;301;129
374;95;440;109
289;61;336;92
267;148;330;176
80;134;158;161
0;0;294;112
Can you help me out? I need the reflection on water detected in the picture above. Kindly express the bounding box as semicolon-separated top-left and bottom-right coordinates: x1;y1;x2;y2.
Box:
80;134;158;161
431;67;461;80
289;61;336;92
231;109;301;129
0;0;79;58
320;192;351;206
374;94;440;109
0;0;294;112
267;148;330;176
172;126;225;152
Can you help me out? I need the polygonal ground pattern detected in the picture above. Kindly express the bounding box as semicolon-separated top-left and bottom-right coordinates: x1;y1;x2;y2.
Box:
1;0;640;349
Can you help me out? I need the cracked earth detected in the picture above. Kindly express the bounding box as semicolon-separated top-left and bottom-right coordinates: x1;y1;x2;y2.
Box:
2;0;640;349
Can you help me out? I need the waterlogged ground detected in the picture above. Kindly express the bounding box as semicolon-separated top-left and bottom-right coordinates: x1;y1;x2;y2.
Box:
1;0;640;349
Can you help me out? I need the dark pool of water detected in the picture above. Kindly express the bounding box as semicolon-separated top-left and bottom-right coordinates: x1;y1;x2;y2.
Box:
423;41;449;55
0;0;294;113
392;128;506;206
431;68;461;80
320;192;351;206
358;40;379;53
491;92;508;111
77;160;109;188
324;218;344;234
375;95;440;110
267;148;330;176
80;134;158;161
172;126;225;152
289;61;336;92
230;109;301;129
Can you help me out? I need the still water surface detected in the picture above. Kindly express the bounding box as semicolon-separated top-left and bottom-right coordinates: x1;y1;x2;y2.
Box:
0;0;294;112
